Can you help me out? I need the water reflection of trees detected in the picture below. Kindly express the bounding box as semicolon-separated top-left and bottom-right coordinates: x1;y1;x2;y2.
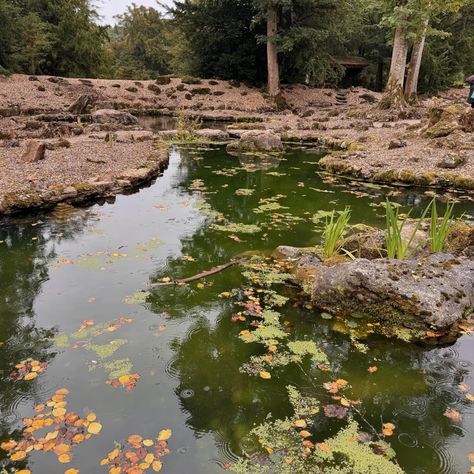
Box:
0;212;89;451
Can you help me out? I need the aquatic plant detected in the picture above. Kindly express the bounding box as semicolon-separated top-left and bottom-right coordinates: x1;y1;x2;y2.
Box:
430;200;455;253
322;207;351;259
175;112;202;142
230;387;404;474
385;199;429;259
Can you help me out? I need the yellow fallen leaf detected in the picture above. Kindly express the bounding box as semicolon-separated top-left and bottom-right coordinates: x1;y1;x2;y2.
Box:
143;439;154;447
118;375;131;385
152;461;163;472
299;431;311;438
157;429;172;441
24;372;38;381
466;393;474;402
145;453;155;463
86;412;97;422
16;471;31;474
259;371;271;380
196;283;205;289
340;398;351;407
88;422;102;434
65;469;79;474
52;407;67;417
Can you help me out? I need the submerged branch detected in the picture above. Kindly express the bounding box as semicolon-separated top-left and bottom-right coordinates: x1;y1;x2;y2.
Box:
149;258;244;287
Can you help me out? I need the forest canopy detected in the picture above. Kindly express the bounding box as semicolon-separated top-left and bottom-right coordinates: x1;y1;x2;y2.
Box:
0;0;473;94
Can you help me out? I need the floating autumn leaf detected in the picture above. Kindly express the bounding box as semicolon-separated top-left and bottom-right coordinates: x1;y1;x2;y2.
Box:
65;469;79;474
107;373;140;392
466;393;474;402
316;443;331;452
340;398;351;407
323;404;349;419
259;371;271;380
299;430;311;438
459;383;470;393
101;432;171;473
1;388;101;467
88;422;102;435
382;423;396;436
323;379;348;394
468;452;474;462
368;366;378;373
10;358;48;381
444;408;462;422
292;419;306;428
157;429;172;442
196;283;205;289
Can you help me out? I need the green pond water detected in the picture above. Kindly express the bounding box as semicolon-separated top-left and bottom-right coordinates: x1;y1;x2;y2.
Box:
0;145;474;473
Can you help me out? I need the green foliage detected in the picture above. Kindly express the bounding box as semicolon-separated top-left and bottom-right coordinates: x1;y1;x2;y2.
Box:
106;5;171;79
430;200;455;253
0;0;107;77
385;200;428;260
322;207;351;259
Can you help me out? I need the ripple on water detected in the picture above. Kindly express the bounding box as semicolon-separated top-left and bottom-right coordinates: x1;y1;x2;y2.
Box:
215;434;239;467
427;440;455;474
180;388;195;399
164;357;180;380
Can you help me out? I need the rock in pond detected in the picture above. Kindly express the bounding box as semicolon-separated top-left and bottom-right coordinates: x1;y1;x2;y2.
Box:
311;254;474;342
91;109;138;126
227;130;283;154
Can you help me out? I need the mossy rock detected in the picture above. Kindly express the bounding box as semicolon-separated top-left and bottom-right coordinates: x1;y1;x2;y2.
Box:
191;87;211;95
156;76;171;85
181;76;202;85
147;84;161;94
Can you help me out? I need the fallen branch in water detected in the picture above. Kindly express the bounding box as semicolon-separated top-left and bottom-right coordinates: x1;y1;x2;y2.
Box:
149;258;244;287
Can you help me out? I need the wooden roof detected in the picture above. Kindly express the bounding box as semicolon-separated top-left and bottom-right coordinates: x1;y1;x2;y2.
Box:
334;56;370;69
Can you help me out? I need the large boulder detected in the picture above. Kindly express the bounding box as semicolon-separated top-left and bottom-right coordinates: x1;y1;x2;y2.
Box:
311;254;474;342
227;130;284;154
91;109;138;126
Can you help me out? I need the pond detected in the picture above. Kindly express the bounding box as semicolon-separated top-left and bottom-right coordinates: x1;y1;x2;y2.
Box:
0;145;473;473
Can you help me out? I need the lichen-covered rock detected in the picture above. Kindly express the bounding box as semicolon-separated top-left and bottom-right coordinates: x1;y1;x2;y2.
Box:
311;254;474;342
91;109;138;125
227;130;283;154
422;104;473;138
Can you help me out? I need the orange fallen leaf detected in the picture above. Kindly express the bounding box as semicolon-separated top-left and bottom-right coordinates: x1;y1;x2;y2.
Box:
317;443;331;452
444;409;462;422
54;444;70;456
293;419;306;428
65;469;79;474
16;471;31;474
127;434;143;446
368;366;378;373
299;430;311;438
10;450;27;461
58;453;72;463
259;371;271;380
86;412;97;422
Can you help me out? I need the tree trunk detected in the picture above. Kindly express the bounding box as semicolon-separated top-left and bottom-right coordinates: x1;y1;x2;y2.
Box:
380;27;409;109
267;7;280;97
405;20;428;103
